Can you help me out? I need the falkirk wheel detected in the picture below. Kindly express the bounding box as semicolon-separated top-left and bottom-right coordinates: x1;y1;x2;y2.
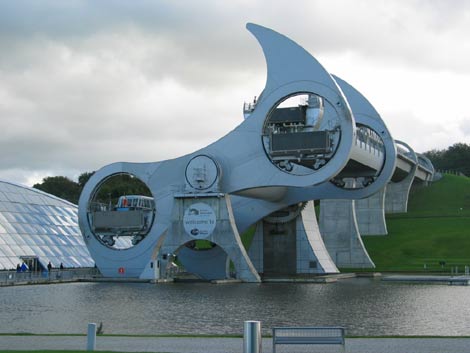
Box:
78;24;397;282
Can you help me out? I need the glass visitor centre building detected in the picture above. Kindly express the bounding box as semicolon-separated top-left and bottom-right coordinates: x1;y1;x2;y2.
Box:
0;180;94;271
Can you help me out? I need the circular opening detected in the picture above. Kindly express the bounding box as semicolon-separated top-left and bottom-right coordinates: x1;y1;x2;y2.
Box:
87;173;155;250
418;155;432;171
185;240;218;251
264;202;307;224
262;92;341;175
390;141;416;182
396;141;413;158
330;124;386;189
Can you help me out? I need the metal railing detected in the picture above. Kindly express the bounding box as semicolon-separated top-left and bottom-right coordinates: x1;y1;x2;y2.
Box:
437;169;467;177
355;129;384;157
272;326;345;353
0;268;101;286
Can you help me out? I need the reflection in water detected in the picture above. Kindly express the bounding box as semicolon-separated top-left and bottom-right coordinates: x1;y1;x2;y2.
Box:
1;278;469;335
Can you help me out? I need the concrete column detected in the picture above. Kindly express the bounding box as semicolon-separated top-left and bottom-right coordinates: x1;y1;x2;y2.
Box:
386;140;418;213
384;170;416;213
319;198;375;268
247;201;338;276
161;194;260;282
247;222;263;273
355;187;388;236
296;201;338;274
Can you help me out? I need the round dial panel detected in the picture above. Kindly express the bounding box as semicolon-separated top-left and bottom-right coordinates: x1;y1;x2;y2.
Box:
185;155;219;190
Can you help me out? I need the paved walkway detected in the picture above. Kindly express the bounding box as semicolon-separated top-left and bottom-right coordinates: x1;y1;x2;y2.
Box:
1;335;469;353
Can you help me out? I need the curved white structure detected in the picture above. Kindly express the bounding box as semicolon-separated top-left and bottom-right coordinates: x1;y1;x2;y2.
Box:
78;24;431;281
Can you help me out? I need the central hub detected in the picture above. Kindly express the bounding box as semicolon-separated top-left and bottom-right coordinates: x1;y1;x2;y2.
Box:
185;155;220;191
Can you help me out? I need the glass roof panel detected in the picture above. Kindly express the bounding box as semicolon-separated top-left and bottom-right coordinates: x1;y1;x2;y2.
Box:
1;245;15;257
0;181;93;270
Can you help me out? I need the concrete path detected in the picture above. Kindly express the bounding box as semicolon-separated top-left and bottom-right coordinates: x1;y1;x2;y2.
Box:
1;335;470;353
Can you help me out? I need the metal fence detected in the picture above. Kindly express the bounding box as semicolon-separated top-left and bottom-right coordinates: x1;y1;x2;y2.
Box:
0;268;101;286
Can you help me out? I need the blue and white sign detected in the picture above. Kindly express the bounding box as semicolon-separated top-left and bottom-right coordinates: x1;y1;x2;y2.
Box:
183;203;216;239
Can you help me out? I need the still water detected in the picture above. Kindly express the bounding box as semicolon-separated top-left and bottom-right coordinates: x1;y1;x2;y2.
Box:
1;278;469;336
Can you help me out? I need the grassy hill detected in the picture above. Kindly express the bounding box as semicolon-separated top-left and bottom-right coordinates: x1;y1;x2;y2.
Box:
361;174;470;272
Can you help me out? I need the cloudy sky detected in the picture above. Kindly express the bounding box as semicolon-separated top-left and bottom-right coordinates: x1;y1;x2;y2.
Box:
1;0;469;186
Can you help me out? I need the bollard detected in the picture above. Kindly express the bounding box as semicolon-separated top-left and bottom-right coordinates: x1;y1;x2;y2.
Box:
86;323;97;351
244;320;261;353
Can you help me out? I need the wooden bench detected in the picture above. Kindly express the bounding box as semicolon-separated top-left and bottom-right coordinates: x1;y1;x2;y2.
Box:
272;326;345;353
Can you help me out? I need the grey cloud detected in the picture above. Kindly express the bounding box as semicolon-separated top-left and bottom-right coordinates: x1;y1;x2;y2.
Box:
0;1;183;38
2;0;469;86
0;167;83;187
459;118;470;136
385;110;467;152
1;0;469;185
0;34;247;180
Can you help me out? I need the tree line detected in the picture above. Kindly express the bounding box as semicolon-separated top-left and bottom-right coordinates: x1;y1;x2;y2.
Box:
423;142;470;177
33;172;94;204
33;142;469;204
33;172;151;205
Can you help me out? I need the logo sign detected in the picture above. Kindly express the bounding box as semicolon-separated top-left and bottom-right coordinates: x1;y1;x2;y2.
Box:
183;202;216;239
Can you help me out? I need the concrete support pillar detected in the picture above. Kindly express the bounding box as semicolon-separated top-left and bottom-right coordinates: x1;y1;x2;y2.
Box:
355;187;388;236
319;198;375;268
384;172;415;213
296;201;338;274
247;223;263;273
247;201;338;276
386;140;418;213
161;194;260;282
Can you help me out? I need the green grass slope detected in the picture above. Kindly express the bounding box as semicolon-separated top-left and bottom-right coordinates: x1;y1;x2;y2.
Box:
362;174;470;272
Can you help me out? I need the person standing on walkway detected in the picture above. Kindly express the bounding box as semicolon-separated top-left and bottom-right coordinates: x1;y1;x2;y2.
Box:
47;261;52;278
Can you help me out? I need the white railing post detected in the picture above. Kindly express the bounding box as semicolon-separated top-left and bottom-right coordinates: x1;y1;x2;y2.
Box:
244;320;261;353
86;323;97;351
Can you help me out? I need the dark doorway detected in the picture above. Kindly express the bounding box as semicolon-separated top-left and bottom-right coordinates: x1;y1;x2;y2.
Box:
21;257;45;272
263;220;297;276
